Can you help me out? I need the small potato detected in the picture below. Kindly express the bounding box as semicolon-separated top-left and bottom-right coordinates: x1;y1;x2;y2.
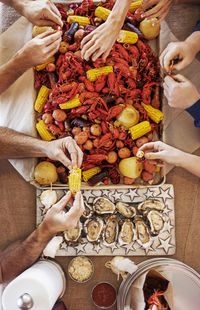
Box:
116;140;124;148
59;41;69;53
46;124;60;136
74;29;84;41
34;161;58;185
118;131;127;141
139;18;160;40
90;124;102;136
42;113;53;124
144;159;157;173
107;151;118;164
46;63;56;72
123;176;136;185
52;109;67;122
74;50;82;58
104;140;113;148
132;146;139;156
75;131;88;145
146;131;153;141
83;126;90;134
93;138;100;148
72;127;82;136
118;147;131;159
83;140;93;150
142;171;153;182
136;136;148;148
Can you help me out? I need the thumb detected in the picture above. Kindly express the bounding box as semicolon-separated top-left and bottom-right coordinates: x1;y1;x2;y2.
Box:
57;150;72;170
173;58;188;71
55;191;72;210
145;151;164;161
171;74;188;83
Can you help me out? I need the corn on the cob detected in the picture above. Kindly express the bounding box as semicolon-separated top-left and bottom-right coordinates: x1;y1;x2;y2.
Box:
82;167;101;182
95;6;111;21
59;94;81;109
141;103;164;124
67;15;90;26
36;120;55;141
34;85;50;112
155;166;161;172
129;121;151;140
68;167;82;195
117;30;138;44
35;57;55;71
86;66;113;82
129;1;143;13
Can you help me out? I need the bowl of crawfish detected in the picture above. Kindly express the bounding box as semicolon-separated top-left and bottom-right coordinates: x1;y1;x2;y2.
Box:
33;0;165;189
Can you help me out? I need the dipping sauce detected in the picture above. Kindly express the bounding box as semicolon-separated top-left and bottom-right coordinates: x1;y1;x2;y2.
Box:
92;282;116;309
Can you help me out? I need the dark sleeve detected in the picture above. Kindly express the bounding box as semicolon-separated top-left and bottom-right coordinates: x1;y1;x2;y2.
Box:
185;98;200;127
194;19;200;32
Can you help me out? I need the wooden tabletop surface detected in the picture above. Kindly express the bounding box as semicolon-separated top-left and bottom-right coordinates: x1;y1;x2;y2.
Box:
0;157;200;310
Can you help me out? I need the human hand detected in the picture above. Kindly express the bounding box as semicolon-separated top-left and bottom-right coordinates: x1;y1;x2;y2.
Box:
160;41;196;73
19;0;63;27
20;30;62;67
42;191;85;236
163;74;200;109
139;141;184;166
137;0;175;24
46;136;83;170
81;20;121;61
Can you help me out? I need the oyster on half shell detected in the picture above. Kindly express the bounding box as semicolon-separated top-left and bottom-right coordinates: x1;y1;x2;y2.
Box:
103;215;119;246
138;199;164;212
118;220;135;245
134;217;151;247
82;202;94;219
116;202;136;218
93;197;115;214
84;217;104;242
64;221;82;243
147;210;164;235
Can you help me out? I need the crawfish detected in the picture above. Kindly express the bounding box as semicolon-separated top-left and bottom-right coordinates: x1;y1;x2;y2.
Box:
106;105;124;121
95;74;107;92
79;91;98;104
151;85;160;109
112;43;130;60
142;82;159;105
147;290;169;310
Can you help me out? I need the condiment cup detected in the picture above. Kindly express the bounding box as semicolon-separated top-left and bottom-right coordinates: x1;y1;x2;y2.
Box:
68;256;94;283
91;282;117;309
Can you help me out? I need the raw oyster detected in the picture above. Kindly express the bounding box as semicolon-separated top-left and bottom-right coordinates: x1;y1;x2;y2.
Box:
93;197;115;214
82;202;94;219
116;202;136;218
118;220;135;245
84;217;104;242
147;210;164;235
138;199;164;212
134;217;151;247
64;221;82;243
103;215;119;246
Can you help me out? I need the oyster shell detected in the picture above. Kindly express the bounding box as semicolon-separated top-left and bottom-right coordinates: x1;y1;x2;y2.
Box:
93;197;115;214
103;215;119;246
84;217;104;242
116;202;136;218
134;217;151;247
147;210;164;235
64;221;82;243
138;199;164;212
118;220;135;245
82;203;94;219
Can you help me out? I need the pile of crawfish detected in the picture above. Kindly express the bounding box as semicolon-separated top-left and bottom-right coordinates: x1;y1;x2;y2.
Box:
35;0;162;186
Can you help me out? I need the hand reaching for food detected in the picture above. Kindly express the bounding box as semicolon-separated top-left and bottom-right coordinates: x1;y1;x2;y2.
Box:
46;136;83;170
43;191;85;237
163;74;200;109
137;0;176;24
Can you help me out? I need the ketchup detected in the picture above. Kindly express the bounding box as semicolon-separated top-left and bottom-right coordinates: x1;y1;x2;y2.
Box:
92;282;116;308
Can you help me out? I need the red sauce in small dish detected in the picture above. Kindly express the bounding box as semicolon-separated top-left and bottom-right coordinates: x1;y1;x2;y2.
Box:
92;282;116;308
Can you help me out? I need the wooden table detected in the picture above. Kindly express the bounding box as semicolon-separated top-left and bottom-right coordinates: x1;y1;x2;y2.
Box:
1;157;200;310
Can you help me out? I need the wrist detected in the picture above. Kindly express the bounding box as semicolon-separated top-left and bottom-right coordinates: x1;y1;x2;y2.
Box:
185;32;200;56
37;221;55;242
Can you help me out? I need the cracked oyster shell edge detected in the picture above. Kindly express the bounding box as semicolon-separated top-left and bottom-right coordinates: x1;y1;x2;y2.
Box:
84;217;104;242
103;215;119;246
93;197;116;214
116;201;136;218
118;220;135;245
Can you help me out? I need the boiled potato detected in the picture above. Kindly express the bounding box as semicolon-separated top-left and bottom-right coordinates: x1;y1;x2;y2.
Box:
34;161;58;185
116;105;139;129
32;26;53;37
119;157;143;179
139;18;160;40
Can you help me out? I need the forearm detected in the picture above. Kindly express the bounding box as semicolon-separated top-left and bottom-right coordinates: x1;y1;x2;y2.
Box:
0;222;53;283
185;31;200;56
107;0;133;29
0;49;31;95
0;0;28;15
176;152;200;178
0;127;48;159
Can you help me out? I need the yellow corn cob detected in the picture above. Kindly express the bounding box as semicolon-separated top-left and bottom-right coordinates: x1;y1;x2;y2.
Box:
141;103;164;124
34;86;50;112
95;6;111;21
82;167;101;182
67;15;90;26
59;94;81;109
68;167;82;195
117;30;138;44
129;121;151;140
129;1;143;13
86;66;113;82
35;57;55;71
36;120;55;141
155;166;161;172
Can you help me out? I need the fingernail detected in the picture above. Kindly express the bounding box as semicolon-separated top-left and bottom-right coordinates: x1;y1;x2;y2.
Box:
68;165;72;170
